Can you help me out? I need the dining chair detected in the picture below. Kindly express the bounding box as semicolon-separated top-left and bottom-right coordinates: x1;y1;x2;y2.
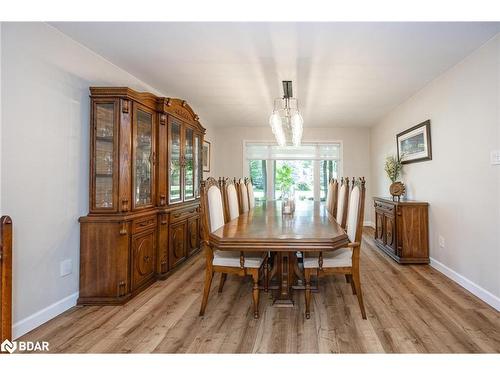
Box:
220;177;240;222
326;179;333;214
236;178;249;214
199;177;268;319
336;177;350;229
329;179;339;218
246;178;255;209
303;177;367;320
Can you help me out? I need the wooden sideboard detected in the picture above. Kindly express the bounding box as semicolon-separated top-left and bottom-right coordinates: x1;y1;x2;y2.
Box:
79;87;205;305
373;197;429;264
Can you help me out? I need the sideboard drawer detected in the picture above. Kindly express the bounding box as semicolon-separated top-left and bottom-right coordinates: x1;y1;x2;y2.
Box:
374;200;395;214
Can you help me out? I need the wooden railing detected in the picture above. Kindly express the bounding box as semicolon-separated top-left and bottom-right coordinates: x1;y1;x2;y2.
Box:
0;215;12;342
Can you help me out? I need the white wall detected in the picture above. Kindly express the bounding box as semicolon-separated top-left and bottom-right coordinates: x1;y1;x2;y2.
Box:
1;22;216;338
370;34;500;309
213;126;373;222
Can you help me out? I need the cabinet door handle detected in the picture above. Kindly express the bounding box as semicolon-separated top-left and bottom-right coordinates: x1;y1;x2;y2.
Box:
173;213;181;218
160;194;166;206
143;255;151;262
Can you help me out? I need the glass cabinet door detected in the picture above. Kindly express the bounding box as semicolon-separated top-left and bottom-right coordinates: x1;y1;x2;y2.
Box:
184;127;195;201
134;109;153;208
94;102;116;210
194;134;200;198
169;118;182;203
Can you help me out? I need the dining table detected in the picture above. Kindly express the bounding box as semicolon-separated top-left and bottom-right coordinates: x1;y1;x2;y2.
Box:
209;200;349;305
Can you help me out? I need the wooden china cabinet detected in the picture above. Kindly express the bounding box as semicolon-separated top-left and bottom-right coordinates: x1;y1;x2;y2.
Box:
79;88;205;305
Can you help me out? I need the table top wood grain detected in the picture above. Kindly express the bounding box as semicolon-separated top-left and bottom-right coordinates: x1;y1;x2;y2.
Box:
209;201;349;252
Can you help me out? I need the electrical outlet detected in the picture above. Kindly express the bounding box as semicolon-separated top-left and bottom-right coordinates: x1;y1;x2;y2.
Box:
60;259;72;277
438;235;445;248
491;150;500;165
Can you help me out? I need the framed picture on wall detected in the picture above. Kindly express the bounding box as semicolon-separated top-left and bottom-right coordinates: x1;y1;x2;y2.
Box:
397;120;432;164
203;140;211;172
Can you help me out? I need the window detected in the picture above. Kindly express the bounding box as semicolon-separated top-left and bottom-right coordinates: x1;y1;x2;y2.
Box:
245;142;342;202
275;160;314;201
248;160;267;201
319;160;339;201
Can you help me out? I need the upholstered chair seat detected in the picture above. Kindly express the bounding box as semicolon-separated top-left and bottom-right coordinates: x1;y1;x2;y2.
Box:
304;248;352;269
213;250;266;268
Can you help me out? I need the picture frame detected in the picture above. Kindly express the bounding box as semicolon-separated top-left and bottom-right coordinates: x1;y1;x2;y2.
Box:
203;140;211;172
396;120;432;164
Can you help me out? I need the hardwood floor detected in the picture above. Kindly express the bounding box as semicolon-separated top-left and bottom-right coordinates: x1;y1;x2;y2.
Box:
21;228;500;353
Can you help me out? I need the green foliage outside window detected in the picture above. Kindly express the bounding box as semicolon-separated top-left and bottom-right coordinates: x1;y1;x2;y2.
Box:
275;164;293;192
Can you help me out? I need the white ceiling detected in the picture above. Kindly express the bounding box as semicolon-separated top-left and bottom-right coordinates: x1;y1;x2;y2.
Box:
51;22;500;129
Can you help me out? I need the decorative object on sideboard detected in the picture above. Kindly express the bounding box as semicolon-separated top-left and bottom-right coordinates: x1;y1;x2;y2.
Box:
397;119;432;164
384;155;405;201
203;140;211;172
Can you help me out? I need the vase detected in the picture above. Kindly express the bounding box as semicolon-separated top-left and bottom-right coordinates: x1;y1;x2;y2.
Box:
281;186;295;215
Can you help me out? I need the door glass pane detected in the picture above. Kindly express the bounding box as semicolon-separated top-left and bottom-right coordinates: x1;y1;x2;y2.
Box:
95;103;114;209
184;128;194;200
134;110;153;207
319;160;338;201
194;135;200;198
274;160;314;201
169;120;181;202
248;160;267;201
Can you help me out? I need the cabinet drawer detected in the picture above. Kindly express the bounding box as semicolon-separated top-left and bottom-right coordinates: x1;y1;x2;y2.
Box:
170;206;199;223
132;215;157;233
374;201;395;214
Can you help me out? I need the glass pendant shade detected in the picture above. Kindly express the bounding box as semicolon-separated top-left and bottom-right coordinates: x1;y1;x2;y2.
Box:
269;95;303;147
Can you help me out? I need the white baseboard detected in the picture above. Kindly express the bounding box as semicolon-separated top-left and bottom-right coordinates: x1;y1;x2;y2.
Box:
429;257;500;312
13;292;79;339
363;221;375;228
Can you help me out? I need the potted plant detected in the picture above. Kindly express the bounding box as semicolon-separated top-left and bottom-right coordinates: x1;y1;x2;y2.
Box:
384;155;405;201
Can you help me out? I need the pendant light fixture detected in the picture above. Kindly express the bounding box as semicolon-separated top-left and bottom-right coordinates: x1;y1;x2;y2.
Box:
269;81;303;147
